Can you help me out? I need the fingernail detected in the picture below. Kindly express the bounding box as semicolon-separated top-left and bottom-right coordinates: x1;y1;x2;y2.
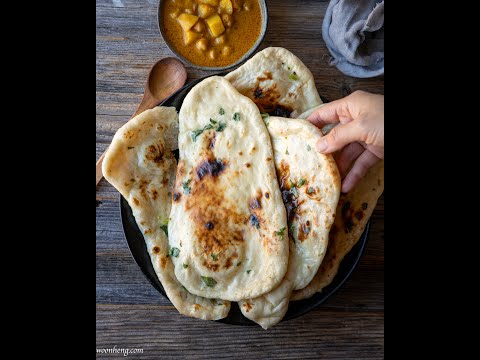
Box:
316;139;327;152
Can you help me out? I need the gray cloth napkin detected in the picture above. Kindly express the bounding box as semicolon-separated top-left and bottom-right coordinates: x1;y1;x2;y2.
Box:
322;0;384;78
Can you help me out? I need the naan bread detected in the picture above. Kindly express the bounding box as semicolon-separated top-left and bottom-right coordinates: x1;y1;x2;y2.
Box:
169;77;289;301
226;47;322;118
238;117;340;329
291;160;384;301
269;117;341;290
102;107;231;320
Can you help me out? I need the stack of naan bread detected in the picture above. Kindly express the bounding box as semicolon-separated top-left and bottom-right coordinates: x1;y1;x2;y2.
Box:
103;47;384;329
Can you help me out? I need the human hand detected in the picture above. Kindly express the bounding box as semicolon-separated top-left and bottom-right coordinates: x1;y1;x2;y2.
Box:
307;91;384;193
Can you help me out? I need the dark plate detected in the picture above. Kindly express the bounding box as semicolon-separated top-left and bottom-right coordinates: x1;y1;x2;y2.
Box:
120;74;369;325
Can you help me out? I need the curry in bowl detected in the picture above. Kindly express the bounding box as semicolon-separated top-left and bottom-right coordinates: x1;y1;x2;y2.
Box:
161;0;264;68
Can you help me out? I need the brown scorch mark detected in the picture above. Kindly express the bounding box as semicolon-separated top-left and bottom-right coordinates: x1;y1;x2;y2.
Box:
298;220;311;242
242;302;253;312
355;211;364;221
247;72;293;117
160;256;167;268
207;134;216;150
145;143;165;163
195;159;226;180
338;197;365;233
269;105;292;118
257;71;273;81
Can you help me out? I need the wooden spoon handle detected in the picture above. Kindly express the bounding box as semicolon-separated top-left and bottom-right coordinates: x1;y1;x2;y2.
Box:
96;97;159;186
96;150;107;185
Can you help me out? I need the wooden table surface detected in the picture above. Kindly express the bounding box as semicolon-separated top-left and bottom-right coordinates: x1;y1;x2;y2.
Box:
96;0;384;358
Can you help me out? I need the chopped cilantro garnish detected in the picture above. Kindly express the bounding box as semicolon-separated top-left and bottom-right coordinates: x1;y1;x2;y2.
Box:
182;179;191;194
169;247;180;258
289;72;299;81
275;227;286;238
216;122;226;132
201;276;217;287
291;187;299;198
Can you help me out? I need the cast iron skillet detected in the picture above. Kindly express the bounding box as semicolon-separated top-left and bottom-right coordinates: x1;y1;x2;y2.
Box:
120;74;369;325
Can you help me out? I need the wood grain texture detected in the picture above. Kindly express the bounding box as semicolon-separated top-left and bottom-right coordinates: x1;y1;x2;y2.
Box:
97;306;384;359
96;0;384;358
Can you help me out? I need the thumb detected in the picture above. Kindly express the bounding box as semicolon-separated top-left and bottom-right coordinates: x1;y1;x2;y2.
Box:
316;122;359;154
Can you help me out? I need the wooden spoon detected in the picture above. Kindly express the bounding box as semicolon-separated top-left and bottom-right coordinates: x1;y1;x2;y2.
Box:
96;58;187;186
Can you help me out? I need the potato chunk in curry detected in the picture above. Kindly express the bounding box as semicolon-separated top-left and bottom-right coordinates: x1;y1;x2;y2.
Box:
219;0;233;14
205;14;225;37
177;13;199;32
198;4;216;18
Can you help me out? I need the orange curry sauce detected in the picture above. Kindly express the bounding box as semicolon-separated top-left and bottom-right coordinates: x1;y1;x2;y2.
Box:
161;0;262;67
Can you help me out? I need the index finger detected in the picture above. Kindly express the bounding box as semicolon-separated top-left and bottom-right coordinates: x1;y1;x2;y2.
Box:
307;98;351;129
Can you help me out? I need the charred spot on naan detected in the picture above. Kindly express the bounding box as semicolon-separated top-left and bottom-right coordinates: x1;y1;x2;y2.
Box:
145;143;166;164
242;302;254;312
249;190;264;230
247;72;294;118
138;180;162;202
249;191;262;210
276;160;291;189
195;159;226;180
298;220;311;242
122;129;136;140
276;161;297;223
275;160;321;242
257;71;273;82
339;197;367;234
208;133;216;150
224;252;238;269
269;105;293;118
138;180;149;199
281;187;298;224
160;255;167;268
